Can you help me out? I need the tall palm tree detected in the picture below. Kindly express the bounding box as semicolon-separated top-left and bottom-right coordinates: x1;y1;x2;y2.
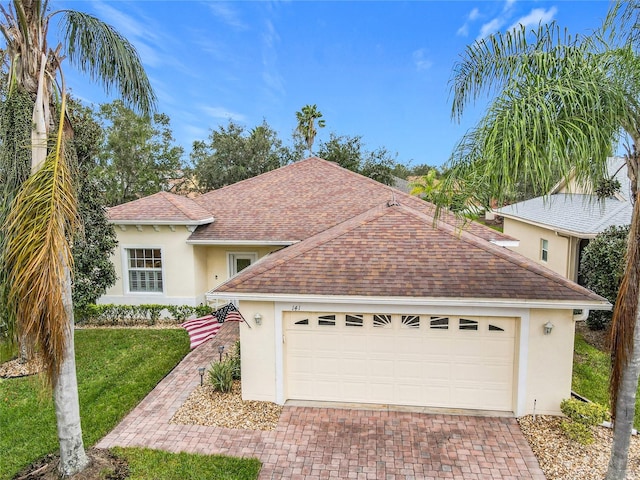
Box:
295;104;325;156
0;0;154;476
440;3;640;478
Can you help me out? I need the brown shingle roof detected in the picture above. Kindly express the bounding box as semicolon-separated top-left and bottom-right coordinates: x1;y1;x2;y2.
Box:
189;157;512;243
108;191;213;225
214;202;606;304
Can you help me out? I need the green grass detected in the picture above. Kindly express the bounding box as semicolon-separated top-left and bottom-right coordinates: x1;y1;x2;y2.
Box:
114;448;261;480
2;328;197;479
572;333;640;429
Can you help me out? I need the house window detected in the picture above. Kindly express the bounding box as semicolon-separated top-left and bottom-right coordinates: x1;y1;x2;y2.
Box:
228;253;257;276
127;248;163;293
540;239;549;262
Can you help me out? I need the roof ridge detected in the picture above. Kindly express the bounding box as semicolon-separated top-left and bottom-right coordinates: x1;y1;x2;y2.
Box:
159;191;210;221
397;204;605;302
591;198;630;232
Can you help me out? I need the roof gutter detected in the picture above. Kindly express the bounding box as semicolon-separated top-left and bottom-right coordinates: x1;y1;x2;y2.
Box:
109;218;214;227
205;291;611;311
186;239;299;246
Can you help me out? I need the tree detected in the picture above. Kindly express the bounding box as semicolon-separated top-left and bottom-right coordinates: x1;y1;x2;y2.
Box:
192;119;286;191
96;100;183;206
440;3;640;477
295;104;325;155
317;133;398;186
0;1;155;476
580;225;629;331
67;98;117;309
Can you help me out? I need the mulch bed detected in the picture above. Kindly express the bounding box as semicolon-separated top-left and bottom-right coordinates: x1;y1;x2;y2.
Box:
12;449;128;480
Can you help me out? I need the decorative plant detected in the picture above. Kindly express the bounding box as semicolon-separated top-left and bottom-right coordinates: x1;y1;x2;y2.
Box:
560;398;609;445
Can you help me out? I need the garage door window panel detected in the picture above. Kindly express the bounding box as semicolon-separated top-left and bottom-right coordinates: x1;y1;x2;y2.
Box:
345;314;364;327
430;316;449;330
401;315;420;329
459;318;478;331
318;315;336;326
373;314;392;328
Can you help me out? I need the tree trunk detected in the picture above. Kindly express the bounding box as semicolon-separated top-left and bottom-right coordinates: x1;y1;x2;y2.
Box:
53;262;89;476
607;309;640;478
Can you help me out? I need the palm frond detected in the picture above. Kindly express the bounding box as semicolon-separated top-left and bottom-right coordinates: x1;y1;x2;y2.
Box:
2;94;79;383
58;10;156;116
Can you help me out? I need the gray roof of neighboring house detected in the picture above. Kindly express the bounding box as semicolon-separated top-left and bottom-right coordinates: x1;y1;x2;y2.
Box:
496;158;632;237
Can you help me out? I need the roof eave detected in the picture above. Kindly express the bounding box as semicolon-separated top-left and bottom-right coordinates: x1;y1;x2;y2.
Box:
186;239;299;246
205;291;611;311
109;217;215;227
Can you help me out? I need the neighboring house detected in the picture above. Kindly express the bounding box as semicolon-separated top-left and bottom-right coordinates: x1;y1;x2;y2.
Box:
495;157;632;282
105;157;609;417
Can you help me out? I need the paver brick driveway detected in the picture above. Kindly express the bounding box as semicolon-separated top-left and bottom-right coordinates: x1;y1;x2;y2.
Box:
97;322;545;479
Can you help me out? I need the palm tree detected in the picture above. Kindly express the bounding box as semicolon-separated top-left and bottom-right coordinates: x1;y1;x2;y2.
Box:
0;0;154;476
295;104;325;156
440;3;640;478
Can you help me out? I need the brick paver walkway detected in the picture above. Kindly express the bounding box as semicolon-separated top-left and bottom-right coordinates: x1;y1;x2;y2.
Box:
97;321;546;479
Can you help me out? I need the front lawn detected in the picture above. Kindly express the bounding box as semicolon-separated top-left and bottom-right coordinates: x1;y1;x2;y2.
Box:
572;333;640;429
0;329;259;480
115;448;261;480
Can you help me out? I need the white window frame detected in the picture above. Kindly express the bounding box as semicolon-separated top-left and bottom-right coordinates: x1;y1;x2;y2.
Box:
227;252;258;278
122;246;165;295
540;238;549;262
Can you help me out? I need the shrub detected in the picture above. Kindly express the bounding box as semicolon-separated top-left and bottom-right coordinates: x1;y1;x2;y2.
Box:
579;225;629;331
560;398;609;444
165;305;195;322
229;340;241;380
194;304;213;317
209;359;235;393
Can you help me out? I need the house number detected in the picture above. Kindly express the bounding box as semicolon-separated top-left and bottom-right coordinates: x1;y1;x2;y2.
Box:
291;305;301;311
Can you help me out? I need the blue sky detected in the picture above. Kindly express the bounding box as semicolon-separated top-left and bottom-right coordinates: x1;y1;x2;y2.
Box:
60;1;613;168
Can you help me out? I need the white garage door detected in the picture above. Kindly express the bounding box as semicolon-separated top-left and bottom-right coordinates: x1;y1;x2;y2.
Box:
284;312;515;411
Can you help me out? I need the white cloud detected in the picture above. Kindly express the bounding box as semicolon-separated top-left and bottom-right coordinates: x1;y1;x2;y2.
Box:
478;18;505;39
261;19;285;98
201;106;246;122
457;7;480;37
412;49;433;71
207;2;248;31
503;0;517;12
508;7;557;31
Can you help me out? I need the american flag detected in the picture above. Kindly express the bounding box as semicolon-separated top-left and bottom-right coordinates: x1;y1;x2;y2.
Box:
181;315;222;349
213;303;245;323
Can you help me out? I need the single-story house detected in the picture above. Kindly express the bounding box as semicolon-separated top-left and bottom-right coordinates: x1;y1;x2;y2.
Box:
105;157;609;417
495;157;631;282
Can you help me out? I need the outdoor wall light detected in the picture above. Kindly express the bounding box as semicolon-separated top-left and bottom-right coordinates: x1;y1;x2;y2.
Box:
198;367;205;386
254;313;262;325
218;344;225;362
544;321;554;335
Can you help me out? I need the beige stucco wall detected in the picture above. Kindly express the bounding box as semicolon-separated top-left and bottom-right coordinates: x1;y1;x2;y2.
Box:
503;218;574;279
205;246;281;291
103;225;200;305
102;226;282;306
524;309;575;415
238;301;276;402
237;299;577;417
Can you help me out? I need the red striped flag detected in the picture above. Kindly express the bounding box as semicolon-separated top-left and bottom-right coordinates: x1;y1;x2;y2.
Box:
181;315;222;349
